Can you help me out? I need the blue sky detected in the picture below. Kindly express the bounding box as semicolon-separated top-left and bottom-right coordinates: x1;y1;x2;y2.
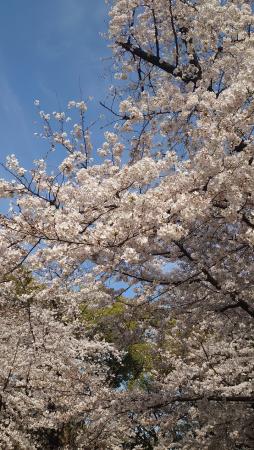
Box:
0;0;111;172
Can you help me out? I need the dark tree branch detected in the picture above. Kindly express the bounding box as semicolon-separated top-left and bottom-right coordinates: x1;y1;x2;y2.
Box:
168;0;179;65
151;8;160;59
242;214;254;229
116;41;176;75
219;299;254;318
234;140;247;153
150;395;254;410
117;40;203;85
173;241;221;289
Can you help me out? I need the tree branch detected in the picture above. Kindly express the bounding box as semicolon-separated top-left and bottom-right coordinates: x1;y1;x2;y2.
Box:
150;395;254;410
116;41;176;75
219;299;254;318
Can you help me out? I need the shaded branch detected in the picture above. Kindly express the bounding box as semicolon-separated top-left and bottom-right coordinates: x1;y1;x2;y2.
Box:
168;0;179;65
150;395;254;410
218;299;254;319
116;41;176;75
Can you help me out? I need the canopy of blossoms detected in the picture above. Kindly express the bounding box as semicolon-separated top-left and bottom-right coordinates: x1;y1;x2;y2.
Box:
0;1;253;449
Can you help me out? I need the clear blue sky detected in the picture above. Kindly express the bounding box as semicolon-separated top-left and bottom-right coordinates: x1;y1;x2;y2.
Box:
0;0;111;171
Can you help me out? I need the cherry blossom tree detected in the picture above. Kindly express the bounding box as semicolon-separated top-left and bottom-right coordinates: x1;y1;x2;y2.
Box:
0;0;254;448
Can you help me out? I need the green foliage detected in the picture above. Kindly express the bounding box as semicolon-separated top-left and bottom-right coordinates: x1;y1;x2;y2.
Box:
5;268;42;297
81;299;126;325
81;299;161;389
81;299;126;342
